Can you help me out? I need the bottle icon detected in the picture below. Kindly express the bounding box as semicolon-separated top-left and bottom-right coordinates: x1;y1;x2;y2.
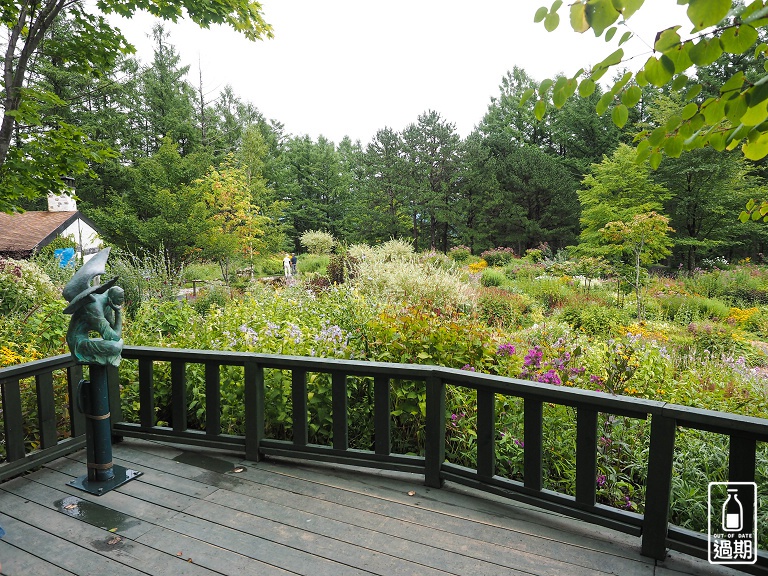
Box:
722;488;743;532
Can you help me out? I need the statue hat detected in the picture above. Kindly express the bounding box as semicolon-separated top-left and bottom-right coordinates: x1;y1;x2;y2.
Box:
62;247;119;315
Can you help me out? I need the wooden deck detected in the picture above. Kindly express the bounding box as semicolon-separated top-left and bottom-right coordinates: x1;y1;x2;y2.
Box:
0;439;742;576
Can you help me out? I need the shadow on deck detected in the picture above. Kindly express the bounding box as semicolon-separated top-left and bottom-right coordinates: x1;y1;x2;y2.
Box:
0;439;740;576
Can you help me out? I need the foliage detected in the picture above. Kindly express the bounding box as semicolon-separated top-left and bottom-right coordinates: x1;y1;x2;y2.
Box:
480;247;516;267
0;257;60;316
0;0;273;213
299;230;336;255
108;247;185;318
448;245;472;263
480;268;506;287
533;0;768;162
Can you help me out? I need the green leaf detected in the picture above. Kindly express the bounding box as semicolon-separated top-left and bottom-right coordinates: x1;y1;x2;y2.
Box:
619;0;644;19
747;198;756;211
725;94;748;124
743;132;768;160
552;76;569;107
648;126;667;146
596;93;614;116
539;78;554;96
611;104;629;128
520;88;535;106
618;30;632;45
605;26;617;42
720;25;759;55
685;83;703;100
681;102;698;120
534;6;549;22
570;2;589;32
665;43;694;73
671;74;688;92
665;114;683;132
649;152;663;169
739;211;750;223
636;139;652;163
643;55;675;87
689;37;724;66
709;132;726;151
551;0;563;11
654;26;681;52
621;85;642;107
635;70;648;86
740;102;768;127
701;97;726;125
664;134;683;157
687;0;730;31
586;0;620;36
534;99;547;120
579;78;597;97
720;71;746;96
544;12;560;31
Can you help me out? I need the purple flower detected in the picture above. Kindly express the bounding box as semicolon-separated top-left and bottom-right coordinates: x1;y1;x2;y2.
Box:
461;364;476;371
523;346;543;369
497;343;516;357
537;369;561;385
513;438;524;448
596;474;606;488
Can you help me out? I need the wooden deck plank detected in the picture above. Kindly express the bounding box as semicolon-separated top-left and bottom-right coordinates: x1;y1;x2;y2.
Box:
108;442;652;575
0;505;149;576
0;483;217;576
0;537;76;576
0;439;747;576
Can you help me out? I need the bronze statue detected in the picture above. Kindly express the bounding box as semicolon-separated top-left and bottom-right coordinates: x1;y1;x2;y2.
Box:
63;248;124;366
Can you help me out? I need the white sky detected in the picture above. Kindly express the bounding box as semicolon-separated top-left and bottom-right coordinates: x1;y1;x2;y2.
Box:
108;0;691;146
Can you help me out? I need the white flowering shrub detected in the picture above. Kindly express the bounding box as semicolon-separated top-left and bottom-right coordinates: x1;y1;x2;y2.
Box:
0;257;59;315
299;230;336;255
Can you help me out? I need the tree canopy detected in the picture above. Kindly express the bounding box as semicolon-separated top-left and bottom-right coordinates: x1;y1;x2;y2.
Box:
0;0;272;213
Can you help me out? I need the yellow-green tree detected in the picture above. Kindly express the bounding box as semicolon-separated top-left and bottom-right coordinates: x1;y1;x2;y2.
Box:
601;212;674;318
190;159;270;281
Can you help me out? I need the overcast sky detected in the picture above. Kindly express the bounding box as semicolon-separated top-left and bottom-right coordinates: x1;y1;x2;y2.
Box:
109;0;690;146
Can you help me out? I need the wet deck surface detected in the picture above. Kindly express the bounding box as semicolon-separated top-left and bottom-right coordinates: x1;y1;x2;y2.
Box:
0;438;742;575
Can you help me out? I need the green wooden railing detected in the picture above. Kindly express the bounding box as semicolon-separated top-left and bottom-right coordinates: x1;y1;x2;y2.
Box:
1;345;767;573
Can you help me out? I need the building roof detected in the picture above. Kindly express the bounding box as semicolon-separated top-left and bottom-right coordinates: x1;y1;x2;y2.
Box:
0;210;83;259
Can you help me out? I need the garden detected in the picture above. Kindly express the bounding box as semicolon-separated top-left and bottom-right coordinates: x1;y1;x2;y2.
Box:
2;236;768;546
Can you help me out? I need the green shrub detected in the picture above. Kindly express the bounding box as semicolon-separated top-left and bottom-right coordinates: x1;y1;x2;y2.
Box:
108;248;184;318
562;304;632;336
477;287;536;328
192;285;230;315
299;230;336;255
257;256;284;276
503;260;544;280
297;254;329;275
480;247;516;267
448;245;472;263
183;261;222;282
480;268;505;287
419;250;454;270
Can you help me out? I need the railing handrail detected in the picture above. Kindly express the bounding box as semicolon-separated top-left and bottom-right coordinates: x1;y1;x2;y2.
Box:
2;345;767;574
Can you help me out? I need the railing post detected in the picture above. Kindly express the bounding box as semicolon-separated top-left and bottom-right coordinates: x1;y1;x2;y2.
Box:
205;362;221;435
729;434;756;483
641;412;676;560
292;369;308;446
1;377;25;462
171;360;187;432
477;389;495;479
374;374;391;455
68;364;86;437
138;359;155;429
524;398;543;491
35;372;57;449
244;360;264;461
332;371;349;451
425;374;445;488
576;407;598;506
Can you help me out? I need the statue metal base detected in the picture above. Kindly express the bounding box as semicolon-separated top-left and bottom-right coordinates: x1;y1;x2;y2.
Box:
68;465;142;496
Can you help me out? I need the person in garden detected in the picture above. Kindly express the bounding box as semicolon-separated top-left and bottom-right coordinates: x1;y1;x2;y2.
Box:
290;253;297;275
283;253;292;277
